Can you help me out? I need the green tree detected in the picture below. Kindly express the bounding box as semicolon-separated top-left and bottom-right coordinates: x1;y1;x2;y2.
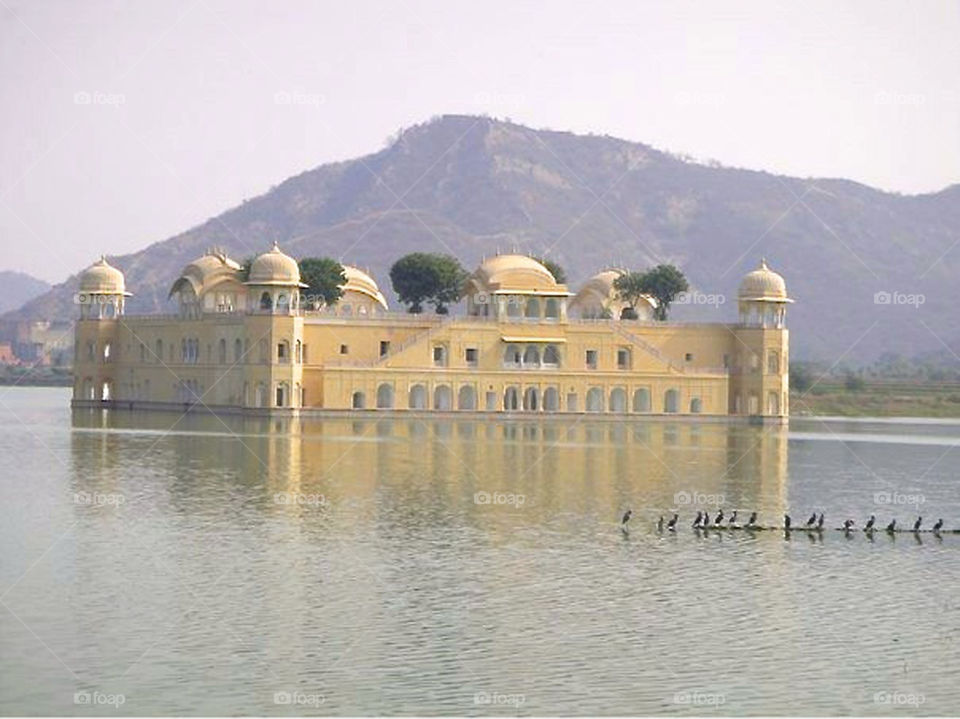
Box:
298;257;346;309
612;271;647;320
389;253;466;314
638;264;689;321
789;363;815;393
427;254;468;314
238;257;255;282
844;372;866;392
536;257;567;284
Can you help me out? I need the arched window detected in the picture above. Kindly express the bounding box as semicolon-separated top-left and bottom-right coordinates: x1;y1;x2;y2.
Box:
610;387;627;413
523;346;540;367
295;340;302;364
255;383;266;407
433;385;452;411
543;345;560;366
234;338;242;362
524;298;540;318
748;392;759;415
767;391;780;415
376;383;394;409
155;339;162;362
218;339;227;364
545;298;560;319
633;388;651;412
276;383;287;408
691;397;703;413
543;387;559;411
503;344;521;366
276;293;289;311
586;387;604;412
181;339;187;362
409;384;427;409
523;387;539;411
259;292;272;311
352;391;366;409
457;385;477;410
504;386;520;411
767;350;780;374
664;389;679;413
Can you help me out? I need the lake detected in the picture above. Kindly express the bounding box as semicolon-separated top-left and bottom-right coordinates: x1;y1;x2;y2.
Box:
1;387;958;715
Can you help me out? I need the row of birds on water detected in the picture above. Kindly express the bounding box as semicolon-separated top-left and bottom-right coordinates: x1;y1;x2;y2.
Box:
620;509;949;534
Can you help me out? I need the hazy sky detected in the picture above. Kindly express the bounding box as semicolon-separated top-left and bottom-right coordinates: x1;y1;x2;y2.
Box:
1;0;958;282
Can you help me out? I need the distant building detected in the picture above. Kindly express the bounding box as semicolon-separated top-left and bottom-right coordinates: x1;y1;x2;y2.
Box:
71;247;792;419
0;342;16;365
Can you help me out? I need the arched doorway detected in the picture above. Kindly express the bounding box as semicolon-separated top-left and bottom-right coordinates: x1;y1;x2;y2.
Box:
523;387;539;411
409;384;427;409
352;391;366;409
433;385;452;410
543;387;559;411
586;387;604;412
610;387;627;413
504;386;519;411
633;388;651;412
376;383;394;409
457;385;476;410
690;397;703;413
664;389;679;413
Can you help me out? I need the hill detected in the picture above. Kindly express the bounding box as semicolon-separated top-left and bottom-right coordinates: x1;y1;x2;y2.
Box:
7;115;960;362
0;271;50;314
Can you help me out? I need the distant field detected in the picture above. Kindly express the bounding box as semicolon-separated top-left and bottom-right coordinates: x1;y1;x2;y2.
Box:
792;380;960;418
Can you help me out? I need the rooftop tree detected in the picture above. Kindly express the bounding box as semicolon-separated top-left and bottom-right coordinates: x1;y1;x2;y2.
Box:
298;257;346;310
390;253;467;314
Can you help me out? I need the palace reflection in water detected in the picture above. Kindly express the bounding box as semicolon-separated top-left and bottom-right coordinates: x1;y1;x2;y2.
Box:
69;408;789;528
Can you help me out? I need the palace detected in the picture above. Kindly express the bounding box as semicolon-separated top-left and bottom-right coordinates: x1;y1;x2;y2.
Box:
71;247;792;420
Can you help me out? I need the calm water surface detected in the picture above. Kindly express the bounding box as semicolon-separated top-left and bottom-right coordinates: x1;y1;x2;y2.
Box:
1;387;958;715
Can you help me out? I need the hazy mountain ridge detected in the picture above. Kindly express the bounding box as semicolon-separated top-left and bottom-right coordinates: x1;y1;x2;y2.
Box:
0;271;51;315
7;115;960;362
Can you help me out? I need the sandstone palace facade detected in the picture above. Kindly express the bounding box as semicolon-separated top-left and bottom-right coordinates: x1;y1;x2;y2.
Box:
71;247;792;420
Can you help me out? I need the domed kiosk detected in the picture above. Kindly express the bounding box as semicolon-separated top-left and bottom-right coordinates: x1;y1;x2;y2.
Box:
246;243;307;314
465;254;570;320
77;256;130;319
334;265;389;316
738;258;793;328
569;269;657;320
169;248;245;318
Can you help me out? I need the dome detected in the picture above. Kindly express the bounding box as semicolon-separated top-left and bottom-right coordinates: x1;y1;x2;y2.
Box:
341;265;388;309
738;259;791;302
470;254;566;293
570;268;656;319
169;249;242;297
247;243;305;286
79;256;129;296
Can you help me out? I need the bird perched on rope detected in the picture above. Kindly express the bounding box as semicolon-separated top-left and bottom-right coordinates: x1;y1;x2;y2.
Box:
817;513;825;529
886;519;897;533
864;515;876;531
913;517;922;532
692;511;703;528
667;513;679;531
933;518;944;533
784;514;792;530
806;512;817;528
621;509;632;527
